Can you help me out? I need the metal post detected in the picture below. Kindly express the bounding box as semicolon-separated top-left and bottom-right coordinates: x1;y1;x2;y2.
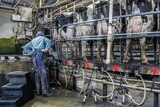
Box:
153;93;159;107
103;84;108;101
39;0;42;8
158;2;160;65
106;0;114;64
56;64;60;82
79;41;82;58
73;76;77;91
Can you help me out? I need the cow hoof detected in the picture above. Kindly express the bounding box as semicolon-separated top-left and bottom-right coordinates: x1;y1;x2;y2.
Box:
97;58;101;61
141;60;149;65
123;59;129;63
111;59;114;63
83;58;88;61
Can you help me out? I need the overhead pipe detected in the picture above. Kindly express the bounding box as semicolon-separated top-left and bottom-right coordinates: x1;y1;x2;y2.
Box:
1;0;31;7
38;0;60;9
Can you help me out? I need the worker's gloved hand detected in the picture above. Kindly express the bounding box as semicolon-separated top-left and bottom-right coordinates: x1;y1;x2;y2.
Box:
22;50;27;55
41;49;46;53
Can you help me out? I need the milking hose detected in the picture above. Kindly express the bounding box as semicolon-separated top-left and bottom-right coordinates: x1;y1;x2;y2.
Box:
95;70;115;98
62;66;68;88
124;73;138;87
125;74;147;106
79;68;85;95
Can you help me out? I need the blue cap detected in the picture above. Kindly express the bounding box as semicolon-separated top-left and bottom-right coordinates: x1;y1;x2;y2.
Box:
36;31;44;37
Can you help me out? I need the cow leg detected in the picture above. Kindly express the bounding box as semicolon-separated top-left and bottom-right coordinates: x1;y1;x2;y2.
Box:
66;42;74;58
123;39;131;63
97;41;102;60
140;38;148;64
82;41;87;60
97;21;102;60
110;41;114;62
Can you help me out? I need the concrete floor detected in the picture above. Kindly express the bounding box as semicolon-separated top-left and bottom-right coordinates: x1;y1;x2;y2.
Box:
23;87;160;107
23;88;117;107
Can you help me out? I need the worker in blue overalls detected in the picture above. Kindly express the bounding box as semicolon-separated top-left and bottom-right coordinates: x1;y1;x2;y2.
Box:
22;31;53;97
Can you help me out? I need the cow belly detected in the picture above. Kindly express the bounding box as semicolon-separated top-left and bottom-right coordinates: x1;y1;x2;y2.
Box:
129;17;143;33
82;25;94;36
101;21;108;34
97;21;108;35
60;27;74;39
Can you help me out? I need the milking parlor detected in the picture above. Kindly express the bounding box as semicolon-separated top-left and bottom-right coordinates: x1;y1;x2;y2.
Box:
0;0;160;107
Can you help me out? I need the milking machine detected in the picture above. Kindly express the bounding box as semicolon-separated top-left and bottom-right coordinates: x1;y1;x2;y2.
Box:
35;0;160;107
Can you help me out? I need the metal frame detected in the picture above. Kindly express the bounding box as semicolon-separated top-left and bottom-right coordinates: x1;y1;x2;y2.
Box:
43;1;160;106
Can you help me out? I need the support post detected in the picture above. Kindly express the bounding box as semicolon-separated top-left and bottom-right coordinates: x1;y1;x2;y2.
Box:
103;84;108;101
153;93;159;107
106;0;114;64
79;41;82;59
56;63;60;81
73;76;77;91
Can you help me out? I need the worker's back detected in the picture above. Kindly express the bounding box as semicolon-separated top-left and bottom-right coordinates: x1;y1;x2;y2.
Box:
31;36;46;50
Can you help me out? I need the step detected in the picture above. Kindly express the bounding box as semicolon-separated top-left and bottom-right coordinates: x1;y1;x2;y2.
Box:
1;83;24;97
0;96;21;107
1;83;34;103
8;71;29;84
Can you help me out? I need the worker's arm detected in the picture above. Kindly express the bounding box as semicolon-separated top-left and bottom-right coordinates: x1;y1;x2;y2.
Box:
22;42;34;55
43;37;52;52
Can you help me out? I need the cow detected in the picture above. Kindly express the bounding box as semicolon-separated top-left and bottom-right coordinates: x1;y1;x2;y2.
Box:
75;5;95;60
123;0;156;64
94;0;124;61
53;12;76;59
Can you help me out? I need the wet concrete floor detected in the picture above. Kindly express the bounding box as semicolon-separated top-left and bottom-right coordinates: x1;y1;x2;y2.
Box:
23;88;117;107
23;88;160;107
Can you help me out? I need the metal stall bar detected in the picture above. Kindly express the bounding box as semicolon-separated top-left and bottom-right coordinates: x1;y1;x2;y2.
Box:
54;11;160;28
70;31;160;38
83;77;160;93
59;34;160;41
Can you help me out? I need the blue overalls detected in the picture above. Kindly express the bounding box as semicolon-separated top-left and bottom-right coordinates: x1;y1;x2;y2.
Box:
22;35;52;95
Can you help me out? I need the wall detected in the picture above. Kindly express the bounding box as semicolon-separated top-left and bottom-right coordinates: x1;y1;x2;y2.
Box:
0;9;26;54
0;10;17;39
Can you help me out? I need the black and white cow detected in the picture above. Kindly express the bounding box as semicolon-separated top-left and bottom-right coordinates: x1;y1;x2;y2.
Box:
94;0;124;60
53;12;76;58
75;5;95;60
123;0;156;64
53;12;75;40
